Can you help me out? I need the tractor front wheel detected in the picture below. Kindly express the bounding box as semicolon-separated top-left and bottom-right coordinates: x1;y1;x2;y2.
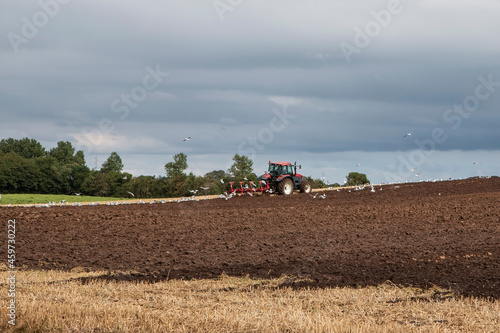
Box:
300;179;312;194
278;178;294;195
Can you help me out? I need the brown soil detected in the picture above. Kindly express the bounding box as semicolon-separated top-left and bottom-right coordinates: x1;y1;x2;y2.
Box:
1;177;499;298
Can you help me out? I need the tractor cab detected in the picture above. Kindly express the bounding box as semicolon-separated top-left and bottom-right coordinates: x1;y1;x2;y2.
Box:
268;162;294;178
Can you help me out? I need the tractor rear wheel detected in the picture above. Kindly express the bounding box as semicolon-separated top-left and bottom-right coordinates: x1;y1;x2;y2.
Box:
300;179;312;193
278;178;294;195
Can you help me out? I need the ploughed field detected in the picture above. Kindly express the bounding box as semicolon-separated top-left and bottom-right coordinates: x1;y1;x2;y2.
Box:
2;177;499;298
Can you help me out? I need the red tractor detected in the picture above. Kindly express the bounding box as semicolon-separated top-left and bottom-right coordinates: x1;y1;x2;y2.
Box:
228;161;312;196
261;161;312;195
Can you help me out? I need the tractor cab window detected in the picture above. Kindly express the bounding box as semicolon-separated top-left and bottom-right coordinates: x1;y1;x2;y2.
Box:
283;165;293;175
269;164;281;176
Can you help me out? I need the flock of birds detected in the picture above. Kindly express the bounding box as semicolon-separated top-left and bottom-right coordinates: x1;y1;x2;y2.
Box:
2;133;489;208
7;196;208;208
343;185;384;193
5;175;494;208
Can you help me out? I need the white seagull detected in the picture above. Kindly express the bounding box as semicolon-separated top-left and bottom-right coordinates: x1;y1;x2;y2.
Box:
127;191;135;197
403;131;415;138
183;137;191;141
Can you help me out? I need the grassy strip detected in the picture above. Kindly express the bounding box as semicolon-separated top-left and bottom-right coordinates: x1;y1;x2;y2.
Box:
0;194;128;205
0;268;498;332
0;187;347;206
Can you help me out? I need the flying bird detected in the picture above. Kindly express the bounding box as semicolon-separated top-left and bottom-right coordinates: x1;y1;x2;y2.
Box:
472;161;482;165
183;137;191;141
356;163;361;167
127;191;135;197
403;131;415;138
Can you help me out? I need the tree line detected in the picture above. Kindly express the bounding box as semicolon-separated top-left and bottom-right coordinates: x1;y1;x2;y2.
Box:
0;137;336;198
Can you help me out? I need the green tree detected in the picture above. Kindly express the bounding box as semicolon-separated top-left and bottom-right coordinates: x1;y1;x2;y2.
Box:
228;154;255;181
346;172;370;186
49;141;75;164
185;173;205;195
164;153;188;178
129;175;166;198
165;173;187;197
71;164;91;194
205;170;226;180
101;152;124;173
81;170;110;196
104;171;126;197
0;137;46;159
0;138;89;195
46;157;73;194
130;176;153;198
202;170;229;195
0;152;41;193
0;153;17;191
74;150;86;166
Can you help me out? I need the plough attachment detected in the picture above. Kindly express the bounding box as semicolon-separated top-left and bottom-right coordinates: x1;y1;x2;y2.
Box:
229;180;271;195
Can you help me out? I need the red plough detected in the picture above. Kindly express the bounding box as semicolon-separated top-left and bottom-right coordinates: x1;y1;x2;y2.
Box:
229;180;270;195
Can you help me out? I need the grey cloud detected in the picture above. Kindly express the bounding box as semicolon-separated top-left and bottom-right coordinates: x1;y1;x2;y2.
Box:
1;0;499;180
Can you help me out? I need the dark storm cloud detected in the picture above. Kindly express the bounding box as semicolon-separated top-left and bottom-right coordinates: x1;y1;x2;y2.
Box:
1;0;499;179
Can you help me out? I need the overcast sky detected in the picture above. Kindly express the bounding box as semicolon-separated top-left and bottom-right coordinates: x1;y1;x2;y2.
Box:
1;0;499;184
